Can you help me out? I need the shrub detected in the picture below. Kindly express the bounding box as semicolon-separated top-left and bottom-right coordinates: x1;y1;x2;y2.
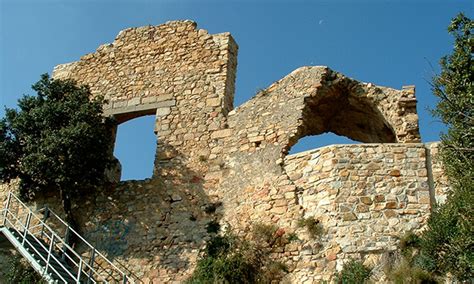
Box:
423;12;474;281
187;234;260;284
387;258;438;284
335;259;371;284
297;217;323;239
399;232;421;257
259;261;289;283
286;232;299;243
206;220;220;234
188;229;289;283
413;253;437;273
252;222;291;248
252;223;278;244
5;255;43;284
419;180;473;279
384;232;439;283
0;74;113;234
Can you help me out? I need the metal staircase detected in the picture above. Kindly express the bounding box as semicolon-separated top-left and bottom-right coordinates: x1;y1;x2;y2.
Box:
0;191;137;283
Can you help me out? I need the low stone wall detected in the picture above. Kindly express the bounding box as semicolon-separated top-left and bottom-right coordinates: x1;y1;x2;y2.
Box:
283;143;434;282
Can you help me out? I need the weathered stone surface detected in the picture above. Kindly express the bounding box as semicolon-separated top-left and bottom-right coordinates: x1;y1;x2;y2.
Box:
0;20;451;284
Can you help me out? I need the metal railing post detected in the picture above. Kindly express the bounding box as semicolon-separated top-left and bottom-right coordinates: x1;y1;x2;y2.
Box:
22;212;32;245
40;207;49;239
77;258;84;283
123;273;128;284
44;234;55;276
2;192;136;283
62;225;70;261
3;192;12;226
87;248;96;284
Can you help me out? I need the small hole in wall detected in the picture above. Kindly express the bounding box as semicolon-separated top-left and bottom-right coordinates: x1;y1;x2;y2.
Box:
289;133;360;155
113;115;156;181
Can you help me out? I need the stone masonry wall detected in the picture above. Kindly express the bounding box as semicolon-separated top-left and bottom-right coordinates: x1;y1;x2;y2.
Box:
0;20;452;283
283;144;431;282
53;20;238;177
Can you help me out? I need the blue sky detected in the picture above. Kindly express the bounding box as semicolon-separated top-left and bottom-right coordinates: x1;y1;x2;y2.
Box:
1;0;472;180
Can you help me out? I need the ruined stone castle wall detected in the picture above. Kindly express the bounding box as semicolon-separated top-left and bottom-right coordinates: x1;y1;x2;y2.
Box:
0;142;450;283
0;21;453;283
427;142;450;204
206;66;422;235
283;144;431;282
53;20;238;176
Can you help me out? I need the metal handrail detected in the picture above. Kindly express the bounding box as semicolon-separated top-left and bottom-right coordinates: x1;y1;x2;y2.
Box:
45;209;131;280
10;195;117;282
4;205;92;281
41;209;131;282
6;197;109;283
2;191;134;283
2;204;102;282
3;210;70;282
37;205;141;282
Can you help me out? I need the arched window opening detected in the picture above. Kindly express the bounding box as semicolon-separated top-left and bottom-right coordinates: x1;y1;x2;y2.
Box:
113;115;156;181
286;84;397;155
302;92;396;143
289;133;360;155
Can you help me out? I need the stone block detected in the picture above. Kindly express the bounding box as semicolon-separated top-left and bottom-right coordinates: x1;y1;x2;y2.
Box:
141;96;157;104
385;201;398;209
128;97;141;106
360;196;373;205
156;107;171;117
417;191;431;204
156;94;174;102
210;129;232;139
155;100;176;108
389;169;401;177
113;100;127;108
271;206;287;214
342;212;357;221
384;209;398;218
374;195;385;202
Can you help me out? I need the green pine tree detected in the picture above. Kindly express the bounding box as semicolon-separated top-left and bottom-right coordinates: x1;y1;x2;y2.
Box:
419;13;473;281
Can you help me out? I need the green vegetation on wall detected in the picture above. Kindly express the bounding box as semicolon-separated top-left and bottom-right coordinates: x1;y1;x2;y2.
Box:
5;255;43;284
0;74;113;233
187;223;292;284
420;13;473;281
335;259;371;284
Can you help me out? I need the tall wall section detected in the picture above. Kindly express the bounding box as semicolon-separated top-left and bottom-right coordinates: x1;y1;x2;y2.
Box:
1;20;452;283
53;20;238;176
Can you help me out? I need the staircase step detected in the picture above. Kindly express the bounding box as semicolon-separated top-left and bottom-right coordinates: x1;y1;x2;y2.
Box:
0;192;129;283
5;228;81;283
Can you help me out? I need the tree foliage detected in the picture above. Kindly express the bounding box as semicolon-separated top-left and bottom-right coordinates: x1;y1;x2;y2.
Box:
420;13;473;281
0;74;113;228
431;13;474;181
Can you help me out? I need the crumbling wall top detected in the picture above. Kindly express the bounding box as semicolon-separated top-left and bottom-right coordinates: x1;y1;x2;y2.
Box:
53;20;238;124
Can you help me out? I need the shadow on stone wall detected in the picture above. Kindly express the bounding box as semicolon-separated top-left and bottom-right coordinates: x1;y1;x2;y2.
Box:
74;143;220;280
